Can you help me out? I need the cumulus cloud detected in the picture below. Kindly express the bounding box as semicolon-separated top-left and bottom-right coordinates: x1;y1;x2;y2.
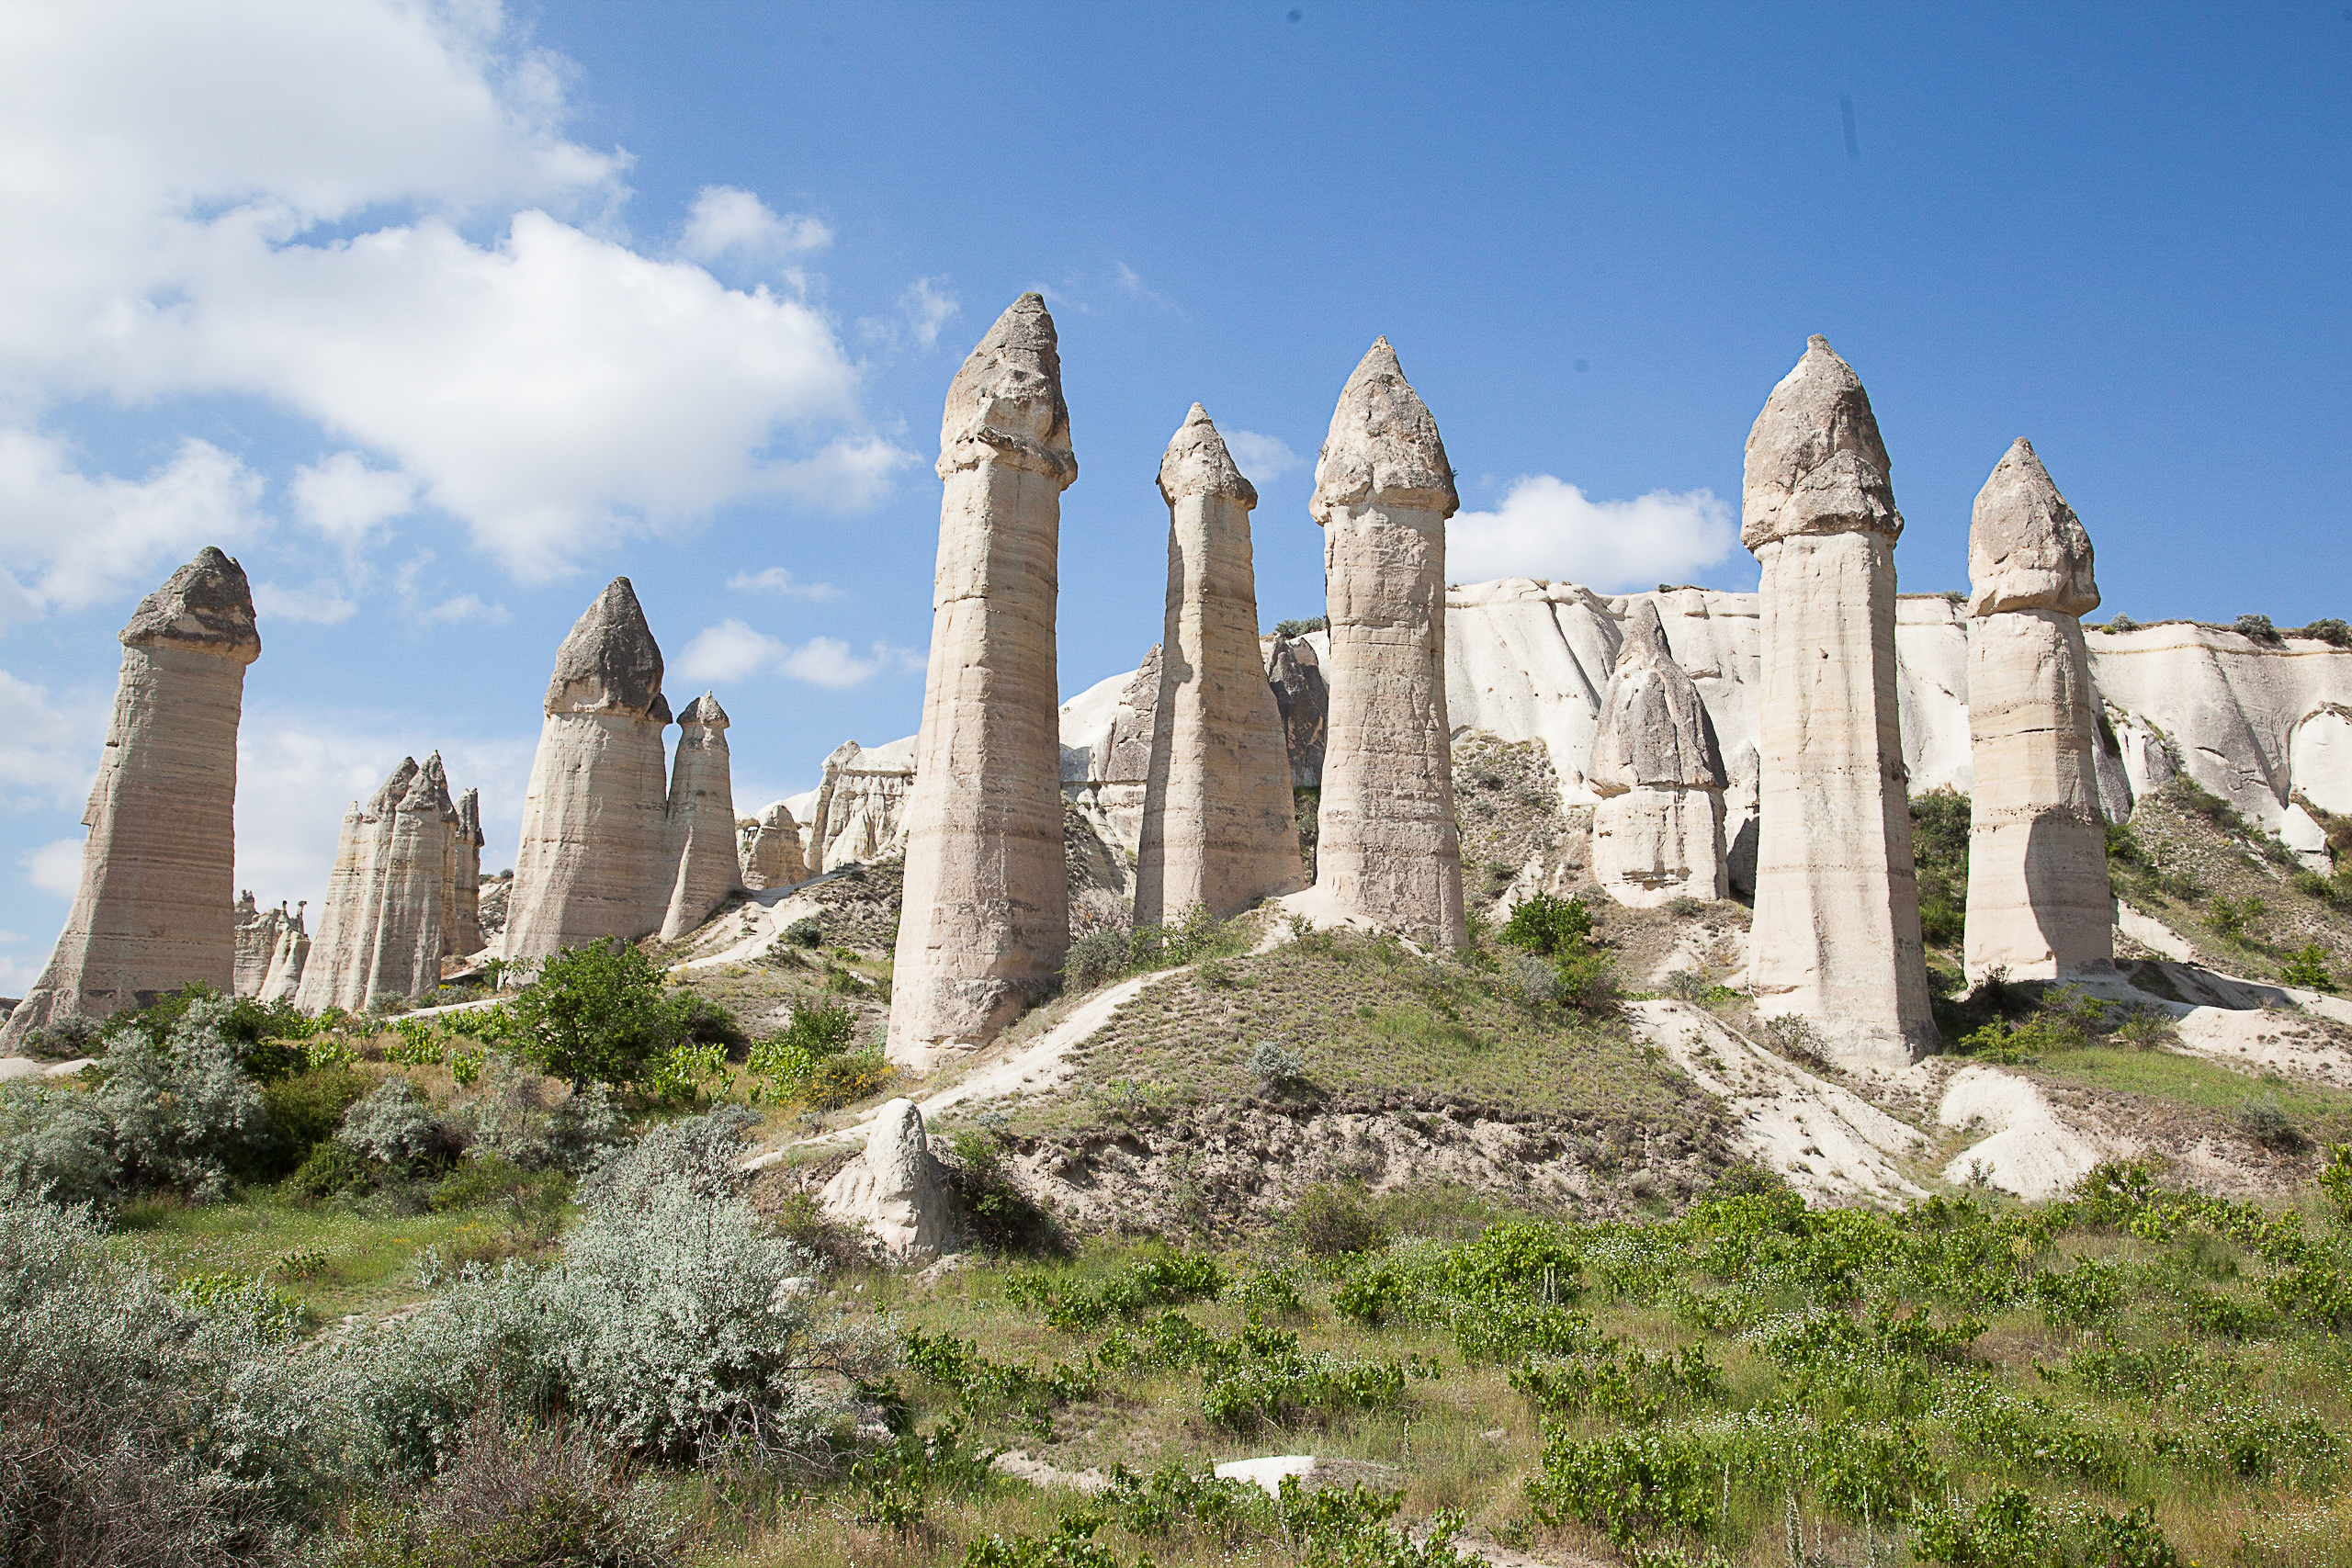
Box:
1221;429;1301;484
1448;476;1736;592
678;186;832;264
0;431;264;618
676;618;919;690
859;276;960;352
417;592;509;626
252;578;358;625
290;452;418;544
21;838;83;899
727;566;842;601
0;670;102;811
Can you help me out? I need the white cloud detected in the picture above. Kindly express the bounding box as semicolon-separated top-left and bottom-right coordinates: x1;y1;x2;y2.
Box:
0;430;264;618
22;838;83;898
727;566;842;601
0;670;101;811
1448;476;1736;592
290;451;417;543
858;276;960;353
1113;261;1176;311
1221;428;1301;484
677;186;831;264
676;618;919;690
417;592;509;626
252;578;358;625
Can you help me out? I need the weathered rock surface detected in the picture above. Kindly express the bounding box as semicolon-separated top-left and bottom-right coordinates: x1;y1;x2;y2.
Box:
1741;337;1934;1064
1589;601;1728;907
258;903;308;1003
1135;406;1301;925
3;547;260;1050
448;783;484;958
661;693;744;942
1308;339;1467;950
502;579;674;964
1965;440;2113;980
889;295;1077;1067
799;739;918;874
233;891;284;998
1265;632;1329;786
818;1097;953;1262
737;800;810;891
298;754;475;1010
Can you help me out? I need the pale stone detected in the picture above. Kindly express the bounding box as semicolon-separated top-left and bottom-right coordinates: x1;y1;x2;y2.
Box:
501;578;674;964
818;1096;952;1262
1135;406;1303;926
1964;440;2113;980
738;800;810;891
451;788;484;955
297;755;458;1010
889;295;1076;1067
232;891;283;998
660;693;744;942
1742;337;1934;1063
1264;632;1328;786
1589;600;1729;908
3;548;260;1050
1308;338;1467;950
803;739;918;873
258;903;308;1003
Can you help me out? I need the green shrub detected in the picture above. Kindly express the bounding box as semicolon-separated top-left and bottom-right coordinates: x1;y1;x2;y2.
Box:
251;1066;373;1181
2321;1144;2352;1229
2233;613;2279;642
1272;616;1327;637
1524;1428;1715;1546
1247;1040;1307;1088
1909;1485;2178;1567
1292;1182;1386;1258
2279;943;2336;990
806;1053;893;1111
507;940;682;1089
338;1077;461;1175
1064;929;1131;992
1499;892;1591;958
1912;789;1972;947
2234;1095;2304;1151
289;1138;372;1198
2300;617;2352;647
781;915;823;948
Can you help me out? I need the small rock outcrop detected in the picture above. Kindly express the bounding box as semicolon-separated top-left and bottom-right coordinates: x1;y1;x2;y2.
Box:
660;693;745;942
232;891;284;997
1589;601;1729;907
819;1097;953;1262
3;547;260;1049
889;294;1077;1068
738;801;810;890
299;753;477;1010
502;579;674;964
1308;339;1467;950
258;903;308;1003
1135;405;1302;925
448;786;484;958
1964;439;2113;980
1265;633;1328;787
1741;337;1934;1064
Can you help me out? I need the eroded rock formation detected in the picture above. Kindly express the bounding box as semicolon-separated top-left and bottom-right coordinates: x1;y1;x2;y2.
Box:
1266;632;1329;787
1589;601;1729;907
660;693;744;942
1135;408;1304;924
3;548;259;1049
1964;439;2113;980
888;294;1077;1067
258;903;308;1003
233;892;283;998
450;788;484;956
738;800;810;891
502;578;674;964
1309;339;1467;949
818;1097;952;1262
298;753;478;1010
1741;336;1934;1063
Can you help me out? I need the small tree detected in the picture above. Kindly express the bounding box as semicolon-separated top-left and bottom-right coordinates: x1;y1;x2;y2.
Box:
1499;891;1593;959
508;940;682;1089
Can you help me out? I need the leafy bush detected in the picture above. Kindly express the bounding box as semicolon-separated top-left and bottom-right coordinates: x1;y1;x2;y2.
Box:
2299;616;2352;648
1247;1040;1307;1088
289;1139;373;1199
1292;1182;1386;1257
1499;892;1592;958
1910;1484;2178;1567
1524;1428;1715;1546
2321;1144;2352;1229
249;1066;373;1181
338;1077;462;1175
444;1055;623;1173
2233;613;2279;642
1272;616;1327;637
1912;788;1972;948
780;915;823;948
1514;954;1560;1005
506;940;683;1089
744;1003;860;1104
1063;929;1131;993
2233;1095;2304;1151
940;1129;1060;1255
2279;943;2336;990
19;1011;100;1059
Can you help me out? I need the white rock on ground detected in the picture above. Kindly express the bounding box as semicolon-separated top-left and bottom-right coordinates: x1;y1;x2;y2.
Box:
889;295;1078;1068
3;547;260;1051
1937;1063;2115;1200
659;693;745;942
818;1097;954;1263
1309;338;1468;950
2171;1007;2352;1091
1588;600;1730;907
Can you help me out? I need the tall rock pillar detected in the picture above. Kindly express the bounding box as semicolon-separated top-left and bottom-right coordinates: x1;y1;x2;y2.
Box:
888;294;1077;1068
1963;439;2113;981
660;693;745;941
1589;601;1731;908
1135;405;1302;926
1742;336;1934;1063
501;579;674;964
3;548;260;1049
363;765;449;1005
1309;339;1467;950
451;788;484;955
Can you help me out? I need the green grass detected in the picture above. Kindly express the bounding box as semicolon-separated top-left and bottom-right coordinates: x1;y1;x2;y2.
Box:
2032;1044;2352;1134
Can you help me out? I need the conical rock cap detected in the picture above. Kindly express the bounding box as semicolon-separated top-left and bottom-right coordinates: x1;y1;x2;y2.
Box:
368;756;422;817
1159;403;1257;506
679;691;730;728
1589;601;1726;793
544;577;670;722
122;546;261;661
1741;335;1901;549
1967;438;2098;618
938;292;1076;484
1310;338;1457;524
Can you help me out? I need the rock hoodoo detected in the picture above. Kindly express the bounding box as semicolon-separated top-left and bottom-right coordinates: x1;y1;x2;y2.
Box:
737;800;809;891
888;294;1077;1068
2;547;260;1050
298;753;479;1011
660;693;745;942
818;1097;953;1262
1740;336;1934;1063
1589;600;1730;907
1308;339;1467;949
258;903;308;1003
233;891;283;997
1135;405;1302;925
1265;632;1328;787
501;578;674;964
447;783;484;958
1963;439;2113;980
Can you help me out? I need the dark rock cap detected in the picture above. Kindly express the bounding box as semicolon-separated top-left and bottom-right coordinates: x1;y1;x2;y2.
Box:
939;292;1077;485
368;756;422;817
1159;403;1257;507
679;691;729;728
1967;438;2098;618
1741;335;1901;550
544;577;670;722
121;546;261;661
1310;338;1458;524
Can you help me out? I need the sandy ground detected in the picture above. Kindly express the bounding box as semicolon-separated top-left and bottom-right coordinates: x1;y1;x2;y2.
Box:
1936;1063;2120;1200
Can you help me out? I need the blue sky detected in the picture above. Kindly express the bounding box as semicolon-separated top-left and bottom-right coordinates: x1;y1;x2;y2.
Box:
0;1;2345;986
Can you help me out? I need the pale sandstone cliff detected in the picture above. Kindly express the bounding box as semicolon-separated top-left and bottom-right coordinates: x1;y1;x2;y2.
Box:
660;693;744;942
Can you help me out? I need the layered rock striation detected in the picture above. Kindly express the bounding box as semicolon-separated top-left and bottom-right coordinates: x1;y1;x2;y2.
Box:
660;693;745;942
738;800;810;891
298;753;480;1010
1135;406;1302;925
889;295;1077;1067
1265;632;1329;787
1963;439;2113;980
1741;337;1934;1062
3;548;260;1049
233;891;284;998
1309;339;1467;949
501;579;674;964
1589;601;1729;907
258;903;308;1003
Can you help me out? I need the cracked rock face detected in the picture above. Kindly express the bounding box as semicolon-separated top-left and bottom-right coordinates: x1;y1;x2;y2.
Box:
660;693;744;942
1741;339;1934;1064
299;752;477;1010
820;1098;952;1263
1589;602;1729;907
1965;440;2113;980
890;297;1076;1067
1135;405;1301;925
1308;340;1466;950
3;548;259;1050
502;579;675;964
1265;634;1328;786
738;800;809;891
